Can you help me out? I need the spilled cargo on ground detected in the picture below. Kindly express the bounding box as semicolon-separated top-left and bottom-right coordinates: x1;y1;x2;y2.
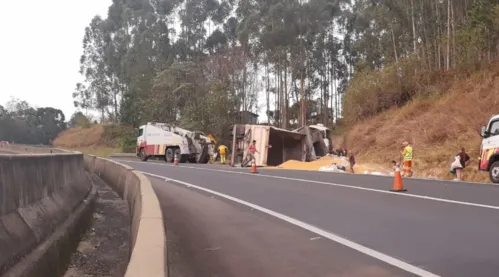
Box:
229;124;332;167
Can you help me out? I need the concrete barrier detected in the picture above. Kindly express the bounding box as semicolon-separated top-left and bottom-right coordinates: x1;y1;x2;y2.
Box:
0;149;95;277
84;155;167;277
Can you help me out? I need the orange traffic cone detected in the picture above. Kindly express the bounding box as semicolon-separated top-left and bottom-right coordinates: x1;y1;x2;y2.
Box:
173;154;179;165
250;159;258;174
390;167;407;192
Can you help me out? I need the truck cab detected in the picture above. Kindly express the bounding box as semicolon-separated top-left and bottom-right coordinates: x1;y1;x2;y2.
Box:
309;124;333;154
479;114;499;183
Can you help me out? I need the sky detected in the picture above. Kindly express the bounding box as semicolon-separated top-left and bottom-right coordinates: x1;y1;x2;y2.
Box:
0;0;111;119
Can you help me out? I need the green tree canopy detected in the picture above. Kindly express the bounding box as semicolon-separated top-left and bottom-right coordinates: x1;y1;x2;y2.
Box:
0;99;66;144
76;0;499;131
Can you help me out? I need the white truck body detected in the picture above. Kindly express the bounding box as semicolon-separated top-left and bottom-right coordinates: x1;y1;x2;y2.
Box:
136;122;212;163
479;114;499;183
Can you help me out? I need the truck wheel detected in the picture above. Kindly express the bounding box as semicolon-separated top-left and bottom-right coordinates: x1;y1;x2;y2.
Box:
200;157;209;164
173;149;184;163
490;161;499;183
179;154;188;163
165;148;174;163
139;148;148;161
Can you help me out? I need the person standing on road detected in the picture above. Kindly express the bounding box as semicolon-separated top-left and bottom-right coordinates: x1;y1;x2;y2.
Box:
391;160;400;171
218;144;228;164
349;152;356;173
241;140;259;167
400;141;413;177
455;147;471;181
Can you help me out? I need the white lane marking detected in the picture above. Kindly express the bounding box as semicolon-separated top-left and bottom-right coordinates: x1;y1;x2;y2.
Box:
122;160;499;211
142;171;440;277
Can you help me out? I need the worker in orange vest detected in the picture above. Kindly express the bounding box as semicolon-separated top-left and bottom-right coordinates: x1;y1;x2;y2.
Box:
400;141;413;177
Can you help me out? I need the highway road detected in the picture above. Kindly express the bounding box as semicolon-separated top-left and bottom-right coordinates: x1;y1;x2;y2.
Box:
114;159;499;277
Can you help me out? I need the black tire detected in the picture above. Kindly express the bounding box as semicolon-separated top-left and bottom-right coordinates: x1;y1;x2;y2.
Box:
200;156;209;164
139;148;148;161
179;154;188;163
166;148;174;163
489;161;499;183
174;148;182;163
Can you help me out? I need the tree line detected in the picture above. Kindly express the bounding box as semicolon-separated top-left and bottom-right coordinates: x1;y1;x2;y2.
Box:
75;0;499;138
343;0;499;123
0;99;66;145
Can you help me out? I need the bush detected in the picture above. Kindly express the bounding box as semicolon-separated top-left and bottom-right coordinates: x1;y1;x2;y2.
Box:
343;57;440;124
119;131;137;153
102;124;136;152
69;112;92;128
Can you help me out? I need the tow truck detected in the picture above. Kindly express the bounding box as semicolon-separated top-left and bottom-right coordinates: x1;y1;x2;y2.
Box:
479;114;499;183
136;122;213;163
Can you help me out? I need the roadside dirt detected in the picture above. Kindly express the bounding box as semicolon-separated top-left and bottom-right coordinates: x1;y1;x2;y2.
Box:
63;174;130;277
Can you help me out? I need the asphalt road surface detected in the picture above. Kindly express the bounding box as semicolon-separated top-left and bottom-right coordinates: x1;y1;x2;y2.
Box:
115;159;499;277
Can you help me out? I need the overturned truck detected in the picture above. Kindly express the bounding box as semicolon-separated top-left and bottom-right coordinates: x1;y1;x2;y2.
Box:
229;124;331;167
294;126;330;161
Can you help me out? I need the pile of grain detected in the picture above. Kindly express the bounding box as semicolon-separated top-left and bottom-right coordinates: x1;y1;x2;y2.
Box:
274;155;391;175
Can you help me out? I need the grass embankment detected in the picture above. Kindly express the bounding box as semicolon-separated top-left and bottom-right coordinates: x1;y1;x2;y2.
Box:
53;124;134;157
277;64;498;182
345;65;499;182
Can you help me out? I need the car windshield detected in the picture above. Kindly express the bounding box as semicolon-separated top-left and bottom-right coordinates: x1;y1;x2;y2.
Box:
489;120;499;136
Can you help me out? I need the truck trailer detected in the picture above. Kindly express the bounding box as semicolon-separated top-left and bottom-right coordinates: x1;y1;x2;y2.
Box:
229;124;306;167
136;122;213;164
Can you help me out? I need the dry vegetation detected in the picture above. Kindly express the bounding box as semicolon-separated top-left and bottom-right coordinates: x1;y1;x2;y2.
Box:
345;63;499;182
53;124;134;156
54;125;105;148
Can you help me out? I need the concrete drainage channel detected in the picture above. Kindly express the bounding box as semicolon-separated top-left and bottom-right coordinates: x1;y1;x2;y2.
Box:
63;173;131;277
84;155;167;277
0;145;167;277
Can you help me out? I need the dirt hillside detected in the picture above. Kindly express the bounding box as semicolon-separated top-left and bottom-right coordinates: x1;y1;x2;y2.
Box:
345;65;499;182
54;125;106;148
53;124;134;156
